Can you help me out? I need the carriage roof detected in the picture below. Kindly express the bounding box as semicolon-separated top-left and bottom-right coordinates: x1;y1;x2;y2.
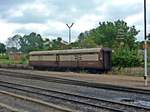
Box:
29;48;111;55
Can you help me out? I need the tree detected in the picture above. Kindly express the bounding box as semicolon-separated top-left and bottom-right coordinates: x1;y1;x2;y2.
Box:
51;37;63;50
6;34;22;52
80;37;97;48
112;47;141;69
43;38;51;50
20;32;44;53
148;33;150;40
6;47;18;53
0;43;6;53
77;20;139;50
78;31;90;43
75;20;141;68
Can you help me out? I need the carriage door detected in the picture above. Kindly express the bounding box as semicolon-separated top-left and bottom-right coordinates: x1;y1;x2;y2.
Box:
103;50;112;70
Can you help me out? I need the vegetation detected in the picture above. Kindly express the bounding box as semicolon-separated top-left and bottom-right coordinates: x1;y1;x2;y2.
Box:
75;20;141;69
0;43;6;53
0;20;146;69
77;20;139;49
112;48;141;70
0;54;8;59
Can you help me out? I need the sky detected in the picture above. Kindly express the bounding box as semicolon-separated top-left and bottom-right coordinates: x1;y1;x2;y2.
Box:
0;0;149;43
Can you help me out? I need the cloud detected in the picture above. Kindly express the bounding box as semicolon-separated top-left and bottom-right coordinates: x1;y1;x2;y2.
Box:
0;0;150;43
15;23;48;34
1;1;51;24
125;12;143;26
0;19;21;42
110;0;141;6
74;14;104;32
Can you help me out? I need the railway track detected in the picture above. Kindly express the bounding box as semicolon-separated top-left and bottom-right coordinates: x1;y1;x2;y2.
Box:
0;69;150;95
0;102;26;112
0;80;149;112
0;90;72;112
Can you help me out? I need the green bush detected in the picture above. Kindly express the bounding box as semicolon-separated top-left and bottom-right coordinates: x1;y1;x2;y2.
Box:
1;60;13;64
19;54;28;64
0;54;9;59
112;48;141;69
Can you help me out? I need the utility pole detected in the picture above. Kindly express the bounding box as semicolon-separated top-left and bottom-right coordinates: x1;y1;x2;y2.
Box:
144;0;148;86
66;23;74;43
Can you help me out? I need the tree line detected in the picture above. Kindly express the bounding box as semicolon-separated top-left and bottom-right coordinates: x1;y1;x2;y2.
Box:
0;20;150;68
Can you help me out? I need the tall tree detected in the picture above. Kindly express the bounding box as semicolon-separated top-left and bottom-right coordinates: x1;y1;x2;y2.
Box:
0;43;6;53
43;38;51;50
148;33;150;40
78;31;90;43
20;32;44;53
51;37;63;50
76;20;140;68
77;20;139;49
6;34;22;52
80;37;97;48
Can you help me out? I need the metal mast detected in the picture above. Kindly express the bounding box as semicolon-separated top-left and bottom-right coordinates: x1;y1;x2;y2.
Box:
144;0;148;86
66;23;74;43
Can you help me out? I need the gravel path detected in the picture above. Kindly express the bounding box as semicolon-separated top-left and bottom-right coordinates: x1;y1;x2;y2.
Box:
0;75;150;108
0;68;150;89
1;69;150;111
0;92;57;112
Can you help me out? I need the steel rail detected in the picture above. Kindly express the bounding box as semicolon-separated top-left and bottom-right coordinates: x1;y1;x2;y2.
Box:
0;90;73;112
0;70;150;95
0;80;149;112
0;102;28;112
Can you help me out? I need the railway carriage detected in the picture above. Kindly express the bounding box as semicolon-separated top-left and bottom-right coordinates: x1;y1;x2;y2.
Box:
29;48;112;72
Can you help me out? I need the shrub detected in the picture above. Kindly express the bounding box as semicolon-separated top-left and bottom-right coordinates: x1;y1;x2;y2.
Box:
0;54;9;59
112;48;141;70
18;54;28;64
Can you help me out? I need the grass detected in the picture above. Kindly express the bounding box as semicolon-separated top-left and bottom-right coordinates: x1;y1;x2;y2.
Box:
0;59;28;65
109;67;145;77
0;59;12;64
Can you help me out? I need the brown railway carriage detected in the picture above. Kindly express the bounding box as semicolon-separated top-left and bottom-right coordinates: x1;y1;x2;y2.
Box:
29;48;112;71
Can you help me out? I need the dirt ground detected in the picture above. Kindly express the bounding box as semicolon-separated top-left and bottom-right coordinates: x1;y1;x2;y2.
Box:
40;71;150;89
20;70;150;89
1;68;150;89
